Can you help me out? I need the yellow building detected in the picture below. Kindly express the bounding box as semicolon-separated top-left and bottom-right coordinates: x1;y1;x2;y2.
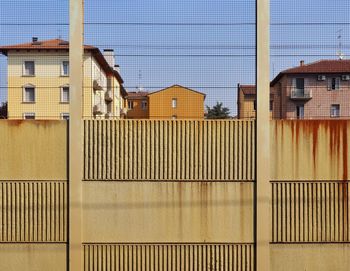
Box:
125;85;205;119
0;38;127;119
147;85;205;119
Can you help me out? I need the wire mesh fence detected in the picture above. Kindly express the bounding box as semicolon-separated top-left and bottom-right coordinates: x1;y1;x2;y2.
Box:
83;0;256;120
268;0;350;120
0;0;69;120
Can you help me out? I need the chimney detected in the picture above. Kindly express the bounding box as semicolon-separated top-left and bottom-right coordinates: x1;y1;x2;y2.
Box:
103;49;115;68
300;60;304;66
32;37;38;43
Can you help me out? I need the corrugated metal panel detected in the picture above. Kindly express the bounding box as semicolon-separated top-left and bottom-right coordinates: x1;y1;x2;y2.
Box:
271;181;349;243
0;181;67;243
83;243;254;271
83;120;255;181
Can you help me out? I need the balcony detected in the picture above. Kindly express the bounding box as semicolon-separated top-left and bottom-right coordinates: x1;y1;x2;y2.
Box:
290;88;312;100
93;104;103;115
93;79;103;91
105;90;113;102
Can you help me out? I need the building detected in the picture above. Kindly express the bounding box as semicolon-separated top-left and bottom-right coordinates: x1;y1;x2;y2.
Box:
238;59;350;119
0;38;127;120
125;85;206;119
124;91;149;119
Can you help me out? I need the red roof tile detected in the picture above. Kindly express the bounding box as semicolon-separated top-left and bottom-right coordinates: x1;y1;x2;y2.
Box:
127;91;149;99
271;59;350;86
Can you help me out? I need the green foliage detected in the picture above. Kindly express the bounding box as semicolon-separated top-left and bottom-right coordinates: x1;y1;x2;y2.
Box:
206;102;231;119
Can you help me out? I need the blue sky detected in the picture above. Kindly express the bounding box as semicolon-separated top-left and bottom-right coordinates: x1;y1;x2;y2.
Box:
0;0;349;115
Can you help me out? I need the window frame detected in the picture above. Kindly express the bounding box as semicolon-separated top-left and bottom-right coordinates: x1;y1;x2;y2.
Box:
23;113;35;120
61;113;70;120
330;104;340;118
328;77;340;91
128;100;134;110
22;84;36;103
172;98;177;108
23;61;35;77
60;85;70;103
141;100;147;110
61;61;69;77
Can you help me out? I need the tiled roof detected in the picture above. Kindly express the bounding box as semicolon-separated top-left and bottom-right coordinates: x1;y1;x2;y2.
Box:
126;91;149;99
239;85;256;95
0;38;125;84
283;59;350;74
271;59;350;86
0;39;95;51
238;84;274;99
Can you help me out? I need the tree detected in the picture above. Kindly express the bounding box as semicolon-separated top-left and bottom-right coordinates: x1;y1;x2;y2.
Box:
0;102;8;119
206;102;231;119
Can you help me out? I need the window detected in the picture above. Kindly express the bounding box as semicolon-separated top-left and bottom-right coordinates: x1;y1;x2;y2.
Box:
295;78;305;90
23;61;35;76
61;86;70;103
172;98;177;108
141;100;147;110
128;101;134;109
23;85;35;103
23;113;35;120
330;104;340;117
328;78;340;90
296;105;304;119
61;113;70;120
270;100;273;111
61;61;69;76
253;100;256;111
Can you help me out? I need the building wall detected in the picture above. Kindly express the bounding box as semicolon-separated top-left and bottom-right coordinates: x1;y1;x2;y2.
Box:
6;51;117;119
125;97;149;119
1;119;350;270
238;91;256;119
279;74;350;119
148;86;205;119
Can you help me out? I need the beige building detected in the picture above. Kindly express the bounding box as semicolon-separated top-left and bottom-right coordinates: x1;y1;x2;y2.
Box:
0;38;127;119
238;59;350;119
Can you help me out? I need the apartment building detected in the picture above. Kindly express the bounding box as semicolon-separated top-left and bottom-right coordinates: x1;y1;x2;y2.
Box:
125;85;206;119
238;59;350;119
0;38;127;119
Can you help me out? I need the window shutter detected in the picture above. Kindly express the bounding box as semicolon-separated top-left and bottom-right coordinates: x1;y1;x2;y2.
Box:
336;78;340;90
327;78;332;90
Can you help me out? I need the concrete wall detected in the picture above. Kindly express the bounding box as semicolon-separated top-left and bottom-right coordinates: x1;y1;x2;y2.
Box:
1;119;350;270
0;120;67;270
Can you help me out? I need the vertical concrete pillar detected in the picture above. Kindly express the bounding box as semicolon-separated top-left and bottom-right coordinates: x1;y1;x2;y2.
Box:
69;0;84;270
256;0;270;270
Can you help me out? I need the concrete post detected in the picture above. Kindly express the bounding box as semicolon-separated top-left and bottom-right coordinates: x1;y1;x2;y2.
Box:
256;0;270;270
69;0;84;270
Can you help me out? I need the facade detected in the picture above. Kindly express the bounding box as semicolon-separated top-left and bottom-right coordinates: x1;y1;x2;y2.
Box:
238;59;350;119
124;91;149;119
125;85;206;119
0;38;127;120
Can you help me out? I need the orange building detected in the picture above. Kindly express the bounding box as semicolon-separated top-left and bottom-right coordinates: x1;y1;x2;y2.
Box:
124;91;149;119
125;85;206;119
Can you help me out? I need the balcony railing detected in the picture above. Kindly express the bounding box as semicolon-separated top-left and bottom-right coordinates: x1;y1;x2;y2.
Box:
290;88;312;100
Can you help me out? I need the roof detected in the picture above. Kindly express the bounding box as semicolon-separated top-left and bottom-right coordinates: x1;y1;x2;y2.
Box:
0;38;125;81
0;39;95;52
126;91;149;99
271;59;350;86
239;85;256;95
238;84;274;99
147;85;206;98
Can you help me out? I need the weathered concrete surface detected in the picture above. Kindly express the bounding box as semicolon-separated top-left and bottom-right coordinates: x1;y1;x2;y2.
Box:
271;244;350;271
83;182;254;243
0;121;67;180
0;244;67;271
271;120;350;181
